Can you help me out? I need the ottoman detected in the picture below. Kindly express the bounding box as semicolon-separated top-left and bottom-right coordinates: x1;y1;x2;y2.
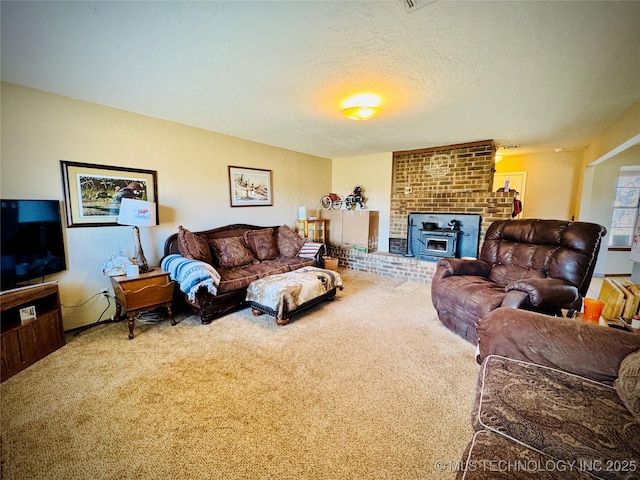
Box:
245;266;343;325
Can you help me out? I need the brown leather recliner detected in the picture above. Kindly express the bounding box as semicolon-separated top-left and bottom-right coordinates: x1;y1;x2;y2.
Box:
431;219;607;345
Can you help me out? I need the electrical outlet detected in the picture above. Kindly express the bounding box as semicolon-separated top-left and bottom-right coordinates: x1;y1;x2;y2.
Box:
101;289;110;299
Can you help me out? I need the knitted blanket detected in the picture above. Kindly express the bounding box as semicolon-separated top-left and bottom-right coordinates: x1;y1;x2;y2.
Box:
161;254;221;302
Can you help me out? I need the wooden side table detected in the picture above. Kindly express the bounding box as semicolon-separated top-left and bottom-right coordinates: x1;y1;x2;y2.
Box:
110;269;175;339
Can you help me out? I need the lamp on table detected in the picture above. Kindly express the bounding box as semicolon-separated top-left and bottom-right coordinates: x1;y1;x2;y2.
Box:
117;198;156;273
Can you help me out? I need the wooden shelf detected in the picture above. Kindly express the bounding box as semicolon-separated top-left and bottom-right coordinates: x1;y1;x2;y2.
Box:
296;219;326;243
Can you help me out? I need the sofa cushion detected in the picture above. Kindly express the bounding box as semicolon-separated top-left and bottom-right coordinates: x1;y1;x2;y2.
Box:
244;228;279;261
216;266;262;294
176;225;212;263
474;355;640;480
278;256;316;270
615;350;640;421
277;225;306;257
209;236;256;269
216;261;290;294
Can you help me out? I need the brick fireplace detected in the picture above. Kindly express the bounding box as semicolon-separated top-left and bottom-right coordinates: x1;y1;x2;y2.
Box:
389;139;514;254
326;140;515;284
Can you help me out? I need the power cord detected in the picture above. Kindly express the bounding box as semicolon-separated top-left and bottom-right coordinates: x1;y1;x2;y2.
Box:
62;291;121;336
60;291;105;308
135;311;165;324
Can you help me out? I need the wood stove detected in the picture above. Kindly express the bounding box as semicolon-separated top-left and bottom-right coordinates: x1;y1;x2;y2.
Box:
401;213;480;261
418;229;459;260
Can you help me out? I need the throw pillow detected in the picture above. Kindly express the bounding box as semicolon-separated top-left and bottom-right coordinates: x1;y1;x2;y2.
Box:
177;225;212;264
209;236;256;269
244;228;279;261
277;224;306;258
614;350;640;421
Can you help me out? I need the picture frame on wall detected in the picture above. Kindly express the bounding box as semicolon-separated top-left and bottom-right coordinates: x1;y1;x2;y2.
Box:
228;166;273;207
60;160;159;227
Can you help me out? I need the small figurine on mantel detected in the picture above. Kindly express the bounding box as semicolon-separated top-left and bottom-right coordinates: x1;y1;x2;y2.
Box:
344;185;366;210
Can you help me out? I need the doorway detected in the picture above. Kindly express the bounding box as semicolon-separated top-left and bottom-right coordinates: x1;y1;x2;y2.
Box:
493;172;527;218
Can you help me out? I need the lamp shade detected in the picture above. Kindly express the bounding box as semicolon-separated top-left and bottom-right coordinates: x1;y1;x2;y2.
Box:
117;198;156;227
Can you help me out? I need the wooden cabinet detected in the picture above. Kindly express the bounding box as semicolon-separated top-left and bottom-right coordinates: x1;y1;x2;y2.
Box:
319;210;379;253
110;269;175;339
296;219;326;243
1;283;65;382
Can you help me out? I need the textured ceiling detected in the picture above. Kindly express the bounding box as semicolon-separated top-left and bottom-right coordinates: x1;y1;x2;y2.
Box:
2;1;639;159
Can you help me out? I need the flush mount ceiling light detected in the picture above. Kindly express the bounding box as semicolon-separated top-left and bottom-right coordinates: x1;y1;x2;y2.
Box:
341;105;381;121
341;93;382;121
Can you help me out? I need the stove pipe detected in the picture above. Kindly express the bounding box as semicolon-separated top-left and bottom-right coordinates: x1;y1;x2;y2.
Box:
404;217;415;257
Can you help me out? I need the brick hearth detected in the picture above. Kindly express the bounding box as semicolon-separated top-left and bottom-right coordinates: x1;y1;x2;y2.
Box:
327;246;438;283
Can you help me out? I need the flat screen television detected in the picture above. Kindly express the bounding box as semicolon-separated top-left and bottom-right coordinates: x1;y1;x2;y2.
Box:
1;199;67;291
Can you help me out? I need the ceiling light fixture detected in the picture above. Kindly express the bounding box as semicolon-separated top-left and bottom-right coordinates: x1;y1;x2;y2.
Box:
341;93;382;121
341;105;380;121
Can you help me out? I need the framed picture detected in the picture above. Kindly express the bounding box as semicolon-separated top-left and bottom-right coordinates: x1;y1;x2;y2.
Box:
228;166;273;207
60;160;158;227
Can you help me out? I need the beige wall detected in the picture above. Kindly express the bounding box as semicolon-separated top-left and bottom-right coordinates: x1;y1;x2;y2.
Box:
585;146;640;276
582;100;640;167
495;150;583;221
1;83;331;330
578;100;640;276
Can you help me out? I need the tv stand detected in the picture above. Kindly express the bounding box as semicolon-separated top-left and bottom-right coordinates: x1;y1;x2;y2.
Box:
1;283;65;382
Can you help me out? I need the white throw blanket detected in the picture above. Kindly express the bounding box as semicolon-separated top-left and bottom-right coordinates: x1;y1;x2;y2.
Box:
161;254;221;302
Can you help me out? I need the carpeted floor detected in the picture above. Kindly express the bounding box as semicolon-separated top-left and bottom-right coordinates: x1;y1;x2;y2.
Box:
0;269;479;479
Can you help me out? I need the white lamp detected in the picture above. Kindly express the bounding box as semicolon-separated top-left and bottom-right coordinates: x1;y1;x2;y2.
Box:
117;198;156;273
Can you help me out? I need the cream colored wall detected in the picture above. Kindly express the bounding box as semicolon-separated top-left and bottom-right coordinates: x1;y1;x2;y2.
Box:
584;146;640;276
582;100;640;166
495;150;583;221
1;83;331;330
578;100;640;276
330;152;393;252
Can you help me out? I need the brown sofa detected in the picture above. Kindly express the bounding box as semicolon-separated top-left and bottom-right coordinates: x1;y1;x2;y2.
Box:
163;224;324;323
431;219;606;345
457;308;640;480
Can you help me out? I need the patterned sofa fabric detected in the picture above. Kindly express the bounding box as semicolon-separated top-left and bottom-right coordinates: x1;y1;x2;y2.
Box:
469;355;640;480
216;257;314;294
458;430;596;480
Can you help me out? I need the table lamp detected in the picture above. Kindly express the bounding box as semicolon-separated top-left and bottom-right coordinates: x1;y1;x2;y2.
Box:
117;198;156;273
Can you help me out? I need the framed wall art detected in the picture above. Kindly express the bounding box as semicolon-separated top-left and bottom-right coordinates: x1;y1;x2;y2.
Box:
228;166;273;207
60;160;158;227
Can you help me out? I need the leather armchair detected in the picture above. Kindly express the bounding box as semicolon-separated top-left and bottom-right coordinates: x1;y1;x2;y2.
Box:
431;219;606;345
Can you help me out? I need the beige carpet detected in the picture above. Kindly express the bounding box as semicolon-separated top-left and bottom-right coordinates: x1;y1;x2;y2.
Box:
1;269;479;480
